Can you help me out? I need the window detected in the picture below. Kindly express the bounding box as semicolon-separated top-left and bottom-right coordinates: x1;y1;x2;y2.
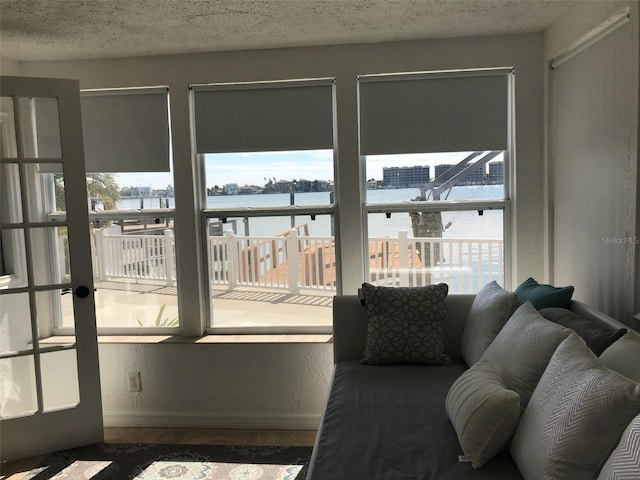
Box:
359;69;513;292
192;79;336;332
55;86;178;332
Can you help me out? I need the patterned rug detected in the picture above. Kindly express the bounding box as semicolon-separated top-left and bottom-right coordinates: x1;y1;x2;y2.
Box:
20;443;311;480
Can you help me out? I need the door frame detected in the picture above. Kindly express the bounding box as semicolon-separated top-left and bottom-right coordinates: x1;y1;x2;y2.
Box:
0;76;103;462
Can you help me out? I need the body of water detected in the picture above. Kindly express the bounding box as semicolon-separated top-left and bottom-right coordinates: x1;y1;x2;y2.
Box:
118;185;504;239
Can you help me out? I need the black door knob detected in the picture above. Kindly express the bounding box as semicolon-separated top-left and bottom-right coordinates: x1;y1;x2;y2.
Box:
74;286;91;298
61;286;95;297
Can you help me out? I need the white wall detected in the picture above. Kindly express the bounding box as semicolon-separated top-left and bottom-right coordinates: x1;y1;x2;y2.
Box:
544;1;639;325
98;342;333;428
1;57;20;75
18;34;546;427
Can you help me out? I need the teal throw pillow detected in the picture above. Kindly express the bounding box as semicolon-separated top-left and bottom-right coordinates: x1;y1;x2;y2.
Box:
515;277;574;309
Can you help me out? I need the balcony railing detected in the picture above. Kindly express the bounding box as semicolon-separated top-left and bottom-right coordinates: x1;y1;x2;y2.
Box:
64;227;504;294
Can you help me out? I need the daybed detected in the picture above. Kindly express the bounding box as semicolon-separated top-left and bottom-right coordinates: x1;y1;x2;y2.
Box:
306;281;640;480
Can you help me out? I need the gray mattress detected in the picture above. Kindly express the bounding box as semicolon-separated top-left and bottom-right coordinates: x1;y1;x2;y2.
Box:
307;361;523;480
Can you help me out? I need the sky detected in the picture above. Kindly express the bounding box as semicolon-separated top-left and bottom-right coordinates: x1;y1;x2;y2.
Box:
113;150;499;190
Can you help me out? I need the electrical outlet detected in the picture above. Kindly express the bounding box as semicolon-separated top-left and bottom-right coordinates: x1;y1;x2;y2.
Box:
128;371;142;392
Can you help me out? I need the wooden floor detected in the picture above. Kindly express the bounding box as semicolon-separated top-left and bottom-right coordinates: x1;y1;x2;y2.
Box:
1;427;317;480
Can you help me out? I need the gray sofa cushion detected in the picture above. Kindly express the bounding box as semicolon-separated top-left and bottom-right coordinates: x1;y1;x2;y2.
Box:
361;283;450;365
510;334;640;480
480;302;572;414
600;330;640;382
445;359;520;469
308;361;523;480
461;281;518;366
597;414;640;480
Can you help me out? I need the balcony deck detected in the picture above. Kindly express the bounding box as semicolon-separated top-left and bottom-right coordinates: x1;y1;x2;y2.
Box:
86;280;333;329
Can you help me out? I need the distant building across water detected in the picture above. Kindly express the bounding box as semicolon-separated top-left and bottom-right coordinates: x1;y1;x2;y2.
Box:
381;161;504;188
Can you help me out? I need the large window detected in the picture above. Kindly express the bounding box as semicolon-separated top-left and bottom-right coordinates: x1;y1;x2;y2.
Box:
193;79;336;332
55;86;178;332
359;70;513;292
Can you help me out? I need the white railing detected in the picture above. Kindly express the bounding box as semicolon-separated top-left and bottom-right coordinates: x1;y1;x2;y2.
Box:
93;226;176;286
208;229;337;293
369;230;504;292
68;227;503;294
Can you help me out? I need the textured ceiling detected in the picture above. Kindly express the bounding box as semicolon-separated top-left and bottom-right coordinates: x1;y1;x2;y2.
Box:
0;0;575;62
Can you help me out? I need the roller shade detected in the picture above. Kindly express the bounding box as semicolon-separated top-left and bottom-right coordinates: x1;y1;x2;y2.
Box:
359;71;510;155
193;79;334;153
80;87;170;173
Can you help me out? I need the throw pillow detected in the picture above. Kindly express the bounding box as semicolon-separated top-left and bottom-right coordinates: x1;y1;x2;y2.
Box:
510;334;640;480
445;359;520;469
460;281;519;366
360;283;451;365
515;277;574;309
480;301;572;414
597;414;640;480
539;307;627;356
600;330;640;382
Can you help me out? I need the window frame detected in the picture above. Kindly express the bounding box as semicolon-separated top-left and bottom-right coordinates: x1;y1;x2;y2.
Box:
192;78;339;334
358;68;514;290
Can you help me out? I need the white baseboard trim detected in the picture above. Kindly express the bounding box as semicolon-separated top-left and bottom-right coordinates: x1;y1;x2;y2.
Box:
103;411;321;430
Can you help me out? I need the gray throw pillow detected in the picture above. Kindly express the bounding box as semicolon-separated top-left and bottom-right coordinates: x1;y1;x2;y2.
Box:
510;334;640;480
461;281;518;366
597;414;640;480
600;330;640;382
480;301;572;414
539;307;627;356
361;283;450;365
445;359;520;469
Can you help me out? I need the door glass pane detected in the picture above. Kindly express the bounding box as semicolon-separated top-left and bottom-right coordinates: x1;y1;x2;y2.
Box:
0;293;32;354
0;96;18;159
0;163;23;223
30;227;70;286
24;163;66;223
18;97;62;159
41;349;79;412
0;355;37;419
36;289;75;337
0;228;28;288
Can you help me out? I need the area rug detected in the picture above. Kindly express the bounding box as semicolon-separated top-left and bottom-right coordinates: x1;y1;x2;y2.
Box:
21;443;311;480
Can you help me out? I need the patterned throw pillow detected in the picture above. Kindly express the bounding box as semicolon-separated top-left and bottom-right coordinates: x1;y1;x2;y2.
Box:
445;360;520;469
597;414;640;480
461;281;519;366
361;283;450;365
480;302;573;414
510;334;640;480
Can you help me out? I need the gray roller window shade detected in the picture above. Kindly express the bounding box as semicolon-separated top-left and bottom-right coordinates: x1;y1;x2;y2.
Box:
81;87;170;173
193;80;334;153
359;71;510;155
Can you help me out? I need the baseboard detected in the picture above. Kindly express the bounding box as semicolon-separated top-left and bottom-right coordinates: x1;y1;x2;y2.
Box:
103;411;321;430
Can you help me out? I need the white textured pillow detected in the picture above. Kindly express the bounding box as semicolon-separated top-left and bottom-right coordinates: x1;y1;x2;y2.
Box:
480;301;572;413
597;414;640;480
445;360;520;469
460;281;519;366
510;334;640;480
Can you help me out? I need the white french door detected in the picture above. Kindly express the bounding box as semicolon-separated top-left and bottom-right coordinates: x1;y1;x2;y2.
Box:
0;76;103;461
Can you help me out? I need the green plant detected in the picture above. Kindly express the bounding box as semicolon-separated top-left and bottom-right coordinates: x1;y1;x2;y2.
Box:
137;304;178;327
